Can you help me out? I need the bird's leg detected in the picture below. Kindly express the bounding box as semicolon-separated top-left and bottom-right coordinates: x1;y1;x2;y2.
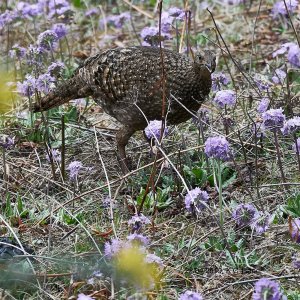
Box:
116;125;135;174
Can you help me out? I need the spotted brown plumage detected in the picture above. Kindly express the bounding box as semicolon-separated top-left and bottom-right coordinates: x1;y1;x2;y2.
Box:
33;46;216;172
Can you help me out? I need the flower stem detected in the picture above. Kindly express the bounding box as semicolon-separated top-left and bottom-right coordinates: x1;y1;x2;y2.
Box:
217;159;223;227
273;130;286;183
294;133;300;176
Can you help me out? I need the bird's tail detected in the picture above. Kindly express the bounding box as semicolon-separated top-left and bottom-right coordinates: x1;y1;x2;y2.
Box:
33;76;92;112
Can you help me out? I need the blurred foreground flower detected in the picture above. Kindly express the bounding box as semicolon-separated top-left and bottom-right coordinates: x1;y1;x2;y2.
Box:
213;90;236;108
184;188;209;213
253;278;284;300
273;42;300;67
179;290;203;300
232;203;258;228
204;136;231;161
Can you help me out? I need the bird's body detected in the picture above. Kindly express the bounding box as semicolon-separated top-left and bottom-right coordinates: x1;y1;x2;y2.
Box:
34;46;215;172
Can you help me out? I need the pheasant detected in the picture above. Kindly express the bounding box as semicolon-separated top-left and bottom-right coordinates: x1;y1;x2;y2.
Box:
33;46;216;172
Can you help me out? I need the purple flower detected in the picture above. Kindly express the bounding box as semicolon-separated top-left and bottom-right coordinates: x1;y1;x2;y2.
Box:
253;278;283;300
254;74;270;91
48;0;71;18
37;30;58;50
51;23;68;39
144;120;168;140
272;69;286;84
262;108;286;130
140;26;171;46
46;149;61;163
85;8;99;17
251;212;272;234
232;203;258;227
127;233;149;246
67;161;83;180
179;291;203;300
17;74;36;97
287;43;300;67
281;116;300;135
77;293;95;300
257;98;270;114
36;73;55;94
272;42;295;57
102;12;131;29
292;138;300;154
145;253;163;268
16;2;40;18
47;61;65;76
0;135;15;149
184;188;209;213
0;10;18;29
211;72;230;91
9;44;26;59
128;213;151;231
213;90;236;108
104;238;127;259
168;7;185;20
26;45;44;66
292;253;300;269
290;218;300;243
204;136;231;161
272;0;298;17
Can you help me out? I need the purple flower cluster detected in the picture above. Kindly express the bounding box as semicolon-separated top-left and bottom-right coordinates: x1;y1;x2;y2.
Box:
262;108;286;130
272;0;299;17
127;233;149;246
145;253;163;268
51;23;68;39
290;218;300;243
0;135;15;149
254;73;270;91
211;72;230;91
46;149;61;163
47;0;72;19
47;61;65;77
128;213;151;232
251;212;272;235
0;10;18;29
179;290;203;300
140;26;172;46
140;7;185;46
272;69;286;84
257;98;270;114
184;188;209;213
273;42;300;68
17;73;55;96
144;120;168;140
104;238;128;259
204;136;231;161
67;160;83;180
253;278;284;300
37;30;58;50
17;74;36;97
16;2;40;19
232;203;258;228
102;12;131;28
9;44;26;59
281;116;300;135
213;90;236;108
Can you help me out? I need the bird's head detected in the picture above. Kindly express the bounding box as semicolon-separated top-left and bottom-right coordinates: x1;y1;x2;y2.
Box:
194;49;216;73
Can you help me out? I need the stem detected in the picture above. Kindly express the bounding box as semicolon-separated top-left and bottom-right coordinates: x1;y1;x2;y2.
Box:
294;134;300;176
217;159;223;227
273;130;286;183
